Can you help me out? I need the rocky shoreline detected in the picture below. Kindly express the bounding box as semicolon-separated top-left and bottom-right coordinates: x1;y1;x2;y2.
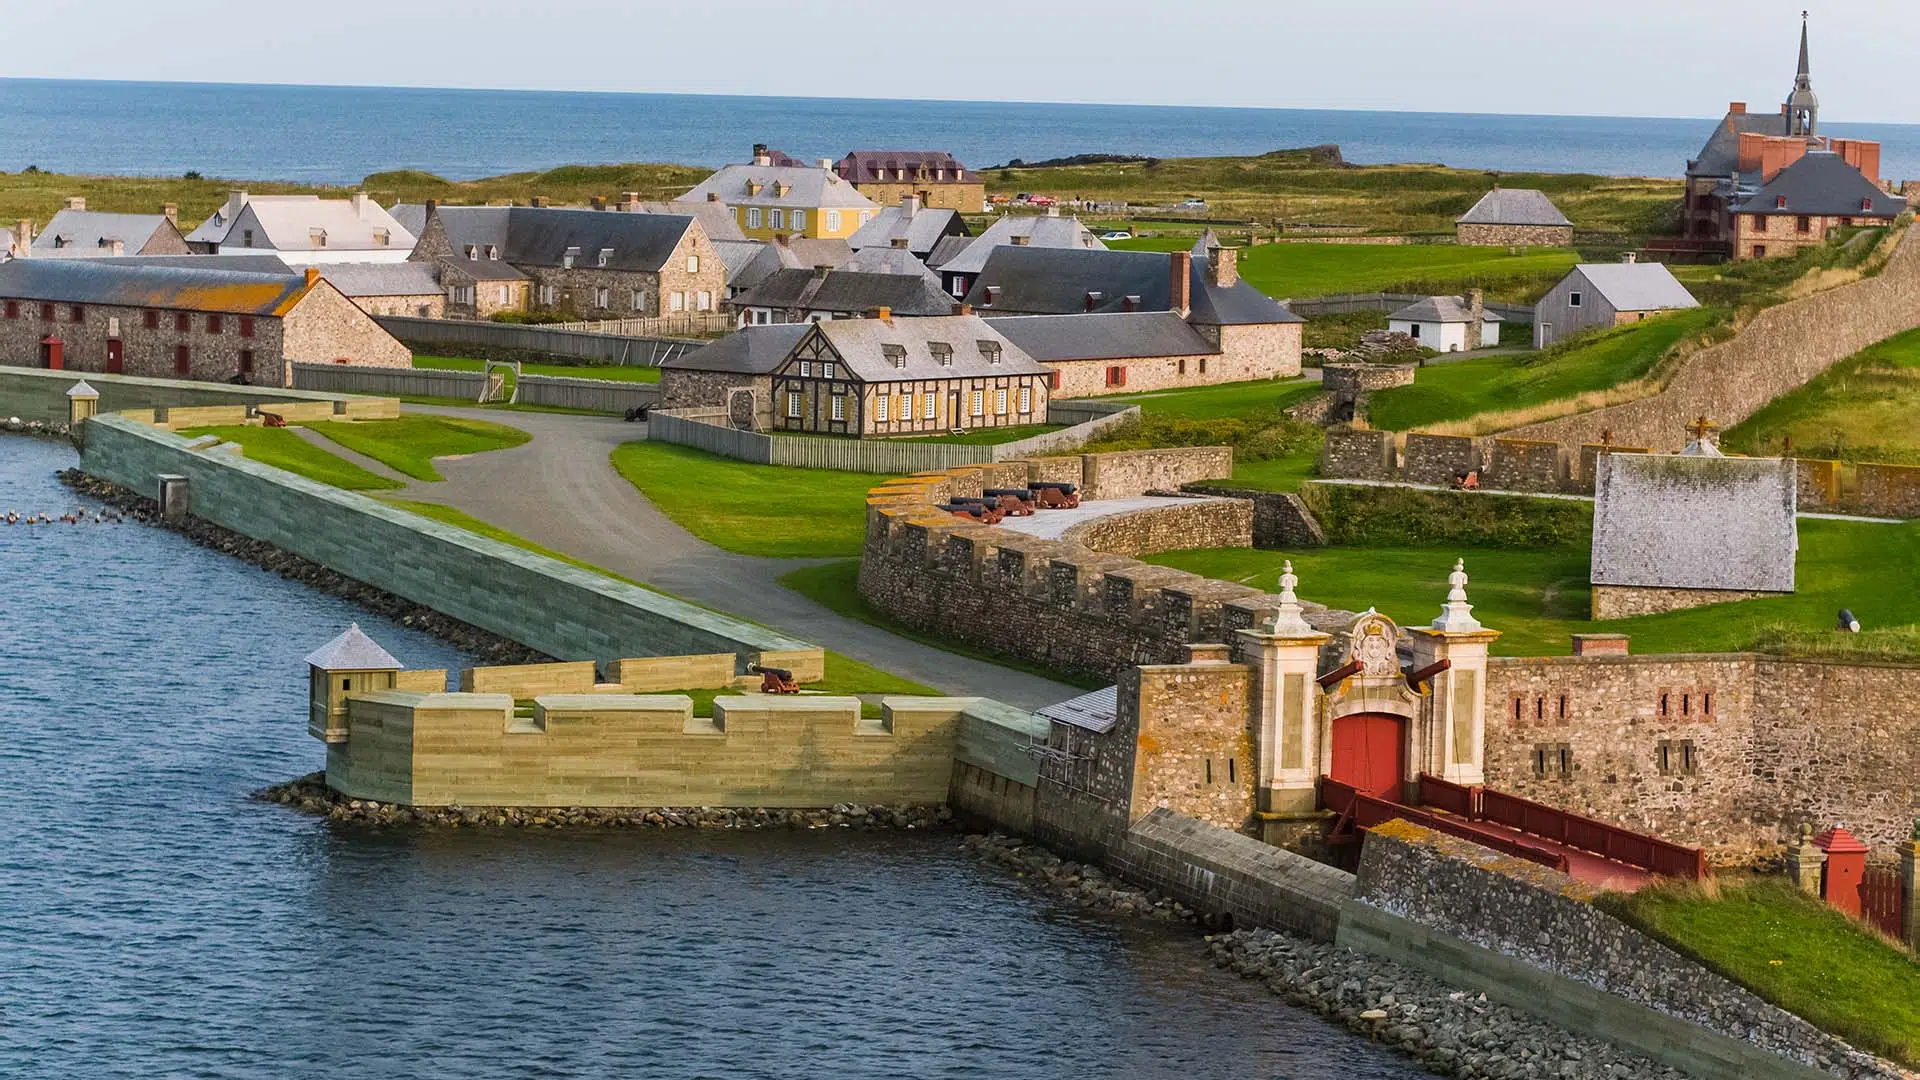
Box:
254;772;953;831
60;469;546;666
4;418;71;438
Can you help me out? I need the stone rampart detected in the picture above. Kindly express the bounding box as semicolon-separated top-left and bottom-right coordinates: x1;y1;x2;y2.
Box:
1318;428;1396;480
1183;484;1327;547
1343;825;1899;1080
0;363;395;426
1482;438;1567;492
1112;809;1354;941
1400;433;1478;487
1058;496;1252;557
1856;462;1920;518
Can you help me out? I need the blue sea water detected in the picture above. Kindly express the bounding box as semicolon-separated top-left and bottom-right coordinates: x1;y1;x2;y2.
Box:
4;77;1920;185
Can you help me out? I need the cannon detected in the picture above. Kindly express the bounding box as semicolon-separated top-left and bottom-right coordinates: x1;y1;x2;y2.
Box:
982;488;1037;515
748;665;800;694
938;502;1005;524
1027;481;1080;509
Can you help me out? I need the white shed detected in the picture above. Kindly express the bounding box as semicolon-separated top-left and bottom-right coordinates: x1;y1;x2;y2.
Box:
1386;295;1501;353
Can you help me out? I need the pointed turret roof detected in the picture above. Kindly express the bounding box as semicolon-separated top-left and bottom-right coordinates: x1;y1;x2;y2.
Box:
303;623;401;671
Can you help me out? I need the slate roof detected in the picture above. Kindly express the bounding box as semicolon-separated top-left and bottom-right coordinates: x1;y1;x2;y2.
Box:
680;164;878;211
98;254;294;273
937;214;1106;275
303;623;403;670
848;204;966;256
735;267;954;317
712;240;768;287
1689;111;1791;178
388;203;429;237
188;195;415;253
812;315;1047;384
319;261;444;297
1035;685;1118;733
985;312;1218;361
1387;295;1506;324
1591;453;1797;593
925;234;976;270
1456;188;1572;227
435;254;528;282
633;199;747;243
965;245;1300;326
664;323;811;375
428;206;697;272
844;245;941;280
0;258;312;315
1731;151;1906;217
31;211;182;258
1187;248;1301;326
1567;263;1700;313
723;239;855;295
834;150;971;183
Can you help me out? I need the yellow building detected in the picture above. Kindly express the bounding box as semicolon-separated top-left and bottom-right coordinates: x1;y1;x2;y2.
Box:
680;146;879;242
833;150;988;214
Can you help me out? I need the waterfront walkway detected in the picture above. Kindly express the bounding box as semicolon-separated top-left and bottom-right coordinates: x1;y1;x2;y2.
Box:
390;406;1081;709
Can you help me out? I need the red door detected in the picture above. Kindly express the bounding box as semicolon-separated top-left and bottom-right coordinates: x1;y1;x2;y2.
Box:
1330;713;1405;801
39;335;63;371
106;338;123;374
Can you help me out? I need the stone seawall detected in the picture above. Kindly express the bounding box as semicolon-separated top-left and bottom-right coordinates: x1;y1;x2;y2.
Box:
1;363;391;426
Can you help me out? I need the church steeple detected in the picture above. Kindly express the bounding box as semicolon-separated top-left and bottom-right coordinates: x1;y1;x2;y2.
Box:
1786;12;1819;137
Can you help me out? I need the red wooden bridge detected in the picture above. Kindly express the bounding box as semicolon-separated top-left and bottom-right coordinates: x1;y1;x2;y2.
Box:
1322;773;1709;890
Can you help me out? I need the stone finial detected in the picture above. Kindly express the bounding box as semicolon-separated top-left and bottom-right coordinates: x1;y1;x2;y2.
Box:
1264;559;1315;636
1431;558;1483;633
66;379;99;399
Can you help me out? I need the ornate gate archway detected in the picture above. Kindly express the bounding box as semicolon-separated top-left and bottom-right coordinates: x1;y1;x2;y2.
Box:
1329;712;1405;800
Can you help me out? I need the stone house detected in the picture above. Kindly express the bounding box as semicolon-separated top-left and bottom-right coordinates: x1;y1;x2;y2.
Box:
1532;261;1699;348
317;262;446;318
0;258;409;386
185;191;416;264
833;150;986;213
658;322;809;428
1386;293;1500;353
24;198;190;259
1727;150;1905;261
732;264;955;326
409;206;726;321
1454;188;1573;247
679;146;879;242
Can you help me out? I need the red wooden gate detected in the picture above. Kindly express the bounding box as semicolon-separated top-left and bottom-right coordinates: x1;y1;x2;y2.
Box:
1330;713;1404;801
1860;866;1906;940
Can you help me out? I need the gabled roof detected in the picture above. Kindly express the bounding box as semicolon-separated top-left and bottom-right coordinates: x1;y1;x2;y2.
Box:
679;164;878;211
1592;454;1797;593
31;211;183;258
712;240;769;287
844;245;941;280
0;258;312;315
985;312;1218;361
936;214;1107;276
811;315;1048;384
1456;188;1572;227
389;203;429;237
318;262;444;297
303;623;403;670
834;150;971;183
1186;247;1301;327
848;204;967;256
925;234;976;270
632;199;747;243
188;195;415;253
1035;685;1118;733
1568;263;1700;313
429;206;698;272
665;323;811;375
723;238;855;295
736;267;953;317
1387;295;1506;324
1732;151;1906;217
1689;110;1791;178
963;245;1300;326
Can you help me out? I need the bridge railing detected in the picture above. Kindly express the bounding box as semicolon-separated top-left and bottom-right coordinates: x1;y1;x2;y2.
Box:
1320;778;1571;874
1475;786;1706;880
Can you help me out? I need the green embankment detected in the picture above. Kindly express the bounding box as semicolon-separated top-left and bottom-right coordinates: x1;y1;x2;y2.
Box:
307;415;530;482
178;425;403;491
609;442;889;558
1723;327;1920;465
1599;879;1919;1066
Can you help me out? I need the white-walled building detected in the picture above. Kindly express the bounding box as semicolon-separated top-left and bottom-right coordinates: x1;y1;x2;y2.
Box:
186;192;416;265
1387;295;1501;352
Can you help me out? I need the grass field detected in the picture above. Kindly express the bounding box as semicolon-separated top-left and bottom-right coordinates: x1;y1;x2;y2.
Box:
897;423;1061;445
1231;243;1580;301
1146;516;1920;657
1093;376;1321;420
307;415;529;481
414;354;662;384
1723;328;1920;464
1601;879;1919;1065
610;441;890;558
1365;306;1721;432
1084;377;1327;491
179;425;403;491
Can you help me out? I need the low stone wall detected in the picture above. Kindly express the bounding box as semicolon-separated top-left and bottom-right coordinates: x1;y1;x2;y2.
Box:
1482;438;1567;492
1455;222;1574;247
1109;809;1354;941
1184;484;1328;547
1344;825;1899;1080
1856;462;1920;518
0;364;390;426
1591;583;1772;619
1058;495;1252;557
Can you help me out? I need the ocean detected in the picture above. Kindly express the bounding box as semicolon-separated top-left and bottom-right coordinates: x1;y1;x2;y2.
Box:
5;77;1920;185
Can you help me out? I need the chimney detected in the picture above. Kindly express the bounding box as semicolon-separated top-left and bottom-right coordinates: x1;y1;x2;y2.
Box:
589;195;607;211
706;192;720;202
901;194;920;219
621;191;641;211
161;203;178;224
951;302;972;316
226;190;248;220
13;220;31;258
63;196;86;211
1729;101;1746;115
350;190;368;217
1169;250;1192;316
1011;234;1030;246
1621;251;1638;263
891;236;910;249
106;239;124;256
869;305;893;324
752;143;770;166
775;232;790;248
425;197;439;222
1466;287;1485;350
304;267;321;288
1207;247;1239;288
817;158;832;170
1571;633;1630;657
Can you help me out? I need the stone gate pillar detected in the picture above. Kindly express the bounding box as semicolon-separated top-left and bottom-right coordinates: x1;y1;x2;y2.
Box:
1405;560;1500;785
1236;561;1329;817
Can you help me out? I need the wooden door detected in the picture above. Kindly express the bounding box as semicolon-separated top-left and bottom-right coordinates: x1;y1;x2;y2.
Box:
106;338;123;375
1330;713;1405;801
39;337;62;371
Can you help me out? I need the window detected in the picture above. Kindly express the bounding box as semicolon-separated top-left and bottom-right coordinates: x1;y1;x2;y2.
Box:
978;341;1001;365
40;303;54;321
769;209;785;230
970;389;984;416
68;305;84;323
1407;324;1420;340
860;211;874;224
498;285;510;304
242;229;254;247
696;290;713;312
1105;365;1127;387
829;394;846;422
826;210;841;232
786;391;802;418
175;312;190;332
1048;370;1061;390
995;388;1007;415
1199;357;1207;375
1656;740;1699;776
748;208;763;228
1531;743;1572;780
1568;291;1582;308
309;228;327;248
597;248;613;268
882;344;907;370
562;247;579;269
1178;357;1188;375
631;290;646;311
373;229;389;247
1752;245;1767;258
875;395;889;422
1019;385;1031;413
799;360;812;377
791;210;805;231
930;342;953;367
594;287;611;309
173;345;189;375
238;316;254;338
538;284;557;306
686;254;700;274
822;362;835;380
670;291;686;312
1796;215;1812;234
238;349;254;375
206;314;222;334
3;301;15;320
923;393;937;419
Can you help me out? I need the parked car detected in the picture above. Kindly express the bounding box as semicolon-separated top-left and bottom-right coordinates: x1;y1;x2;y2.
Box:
1099;231;1133;241
1179;198;1208;210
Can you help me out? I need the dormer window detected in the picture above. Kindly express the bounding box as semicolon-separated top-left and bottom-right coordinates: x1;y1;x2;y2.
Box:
373;229;390;246
563;246;580;269
465;245;478;260
883;344;908;369
486;245;499;260
775;182;790;198
978;341;1002;365
1124;294;1142;311
746;180;763;197
928;342;952;367
1084;290;1104;311
310;228;327;247
598;247;614;267
983;285;1000;306
1775;195;1788;209
1863;197;1875;212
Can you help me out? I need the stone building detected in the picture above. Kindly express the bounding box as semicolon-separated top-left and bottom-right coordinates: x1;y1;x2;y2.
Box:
409;205;727;321
1727;150;1905;261
1532;261;1699;348
932;211;1107;298
731;265;954;326
23;199;190;259
1454;188;1573;247
833;150;986;213
679;146;879;242
0;258;409;386
317;262;446;318
185;191;416;264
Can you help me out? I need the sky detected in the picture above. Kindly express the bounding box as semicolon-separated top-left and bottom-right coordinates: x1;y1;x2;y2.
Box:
8;0;1916;123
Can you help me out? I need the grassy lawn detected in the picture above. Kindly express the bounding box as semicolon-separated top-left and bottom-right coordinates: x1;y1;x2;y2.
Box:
1093;376;1321;420
1226;454;1322;493
1080;377;1326;492
1146;516;1920;658
896;423;1063;445
415;354;662;384
1724;328;1920;465
1235;244;1579;301
778;560;1107;690
1601;879;1919;1065
179;425;403;491
307;415;530;482
1303;310;1390;351
1366;306;1720;432
610;441;891;558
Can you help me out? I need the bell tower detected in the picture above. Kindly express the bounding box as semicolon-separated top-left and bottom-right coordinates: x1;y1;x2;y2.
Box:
1785;12;1819;137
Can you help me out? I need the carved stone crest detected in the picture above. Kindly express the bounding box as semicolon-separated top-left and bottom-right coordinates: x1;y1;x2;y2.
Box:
1347;610;1400;677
